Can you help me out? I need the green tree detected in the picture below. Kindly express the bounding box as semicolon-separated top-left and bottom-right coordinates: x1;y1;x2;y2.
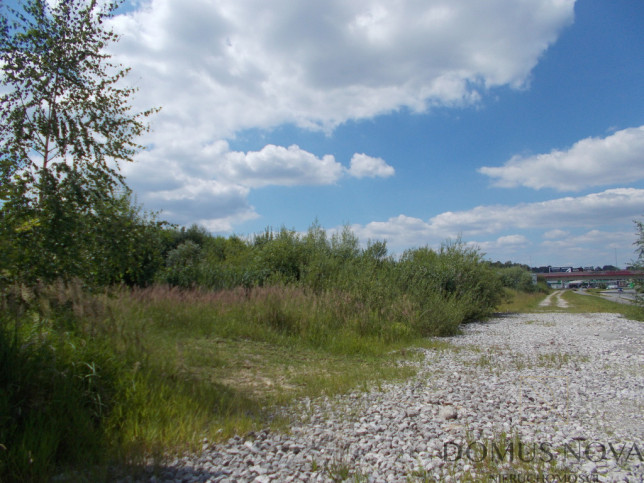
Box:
634;219;644;306
0;0;157;284
634;219;644;262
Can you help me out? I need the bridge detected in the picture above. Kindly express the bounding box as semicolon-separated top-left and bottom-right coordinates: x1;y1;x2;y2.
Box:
540;270;644;289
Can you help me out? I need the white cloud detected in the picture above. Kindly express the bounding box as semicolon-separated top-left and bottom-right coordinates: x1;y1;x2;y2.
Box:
123;141;394;229
543;229;569;239
432;188;644;235
104;0;576;230
541;229;631;251
348;153;395;179
219;144;344;188
497;234;530;247
141;177;257;230
109;0;576;136
479;126;644;191
347;188;644;252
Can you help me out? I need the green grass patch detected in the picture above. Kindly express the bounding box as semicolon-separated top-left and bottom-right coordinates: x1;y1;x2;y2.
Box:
560;291;644;320
0;283;427;481
497;288;644;321
495;288;549;313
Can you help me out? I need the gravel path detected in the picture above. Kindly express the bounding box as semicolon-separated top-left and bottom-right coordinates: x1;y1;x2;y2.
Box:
130;312;644;482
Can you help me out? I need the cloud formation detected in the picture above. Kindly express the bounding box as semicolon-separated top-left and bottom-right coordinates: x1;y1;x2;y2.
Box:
219;144;344;188
349;188;644;252
479;126;644;191
123;140;393;227
111;0;576;136
105;0;576;230
348;153;395;179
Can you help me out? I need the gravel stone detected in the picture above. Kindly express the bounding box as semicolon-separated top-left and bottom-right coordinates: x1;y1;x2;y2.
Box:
118;312;644;482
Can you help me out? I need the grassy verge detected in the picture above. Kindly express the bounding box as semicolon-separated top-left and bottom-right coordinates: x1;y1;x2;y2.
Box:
1;283;431;481
495;288;548;313
497;287;644;321
561;290;644;320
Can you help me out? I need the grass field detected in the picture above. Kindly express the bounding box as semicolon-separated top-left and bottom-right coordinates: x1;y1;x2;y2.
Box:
497;287;644;321
2;283;642;481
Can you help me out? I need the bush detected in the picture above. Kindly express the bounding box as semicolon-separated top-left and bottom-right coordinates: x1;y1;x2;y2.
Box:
0;284;128;482
398;241;503;324
152;225;505;337
498;265;539;292
156;240;203;288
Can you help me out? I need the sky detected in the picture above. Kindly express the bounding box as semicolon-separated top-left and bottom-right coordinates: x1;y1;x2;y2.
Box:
19;0;644;267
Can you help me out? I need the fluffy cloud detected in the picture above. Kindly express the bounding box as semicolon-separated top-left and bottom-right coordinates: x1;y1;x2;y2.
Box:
110;0;575;137
104;0;576;230
348;153;395;179
431;188;644;235
479;126;644;191
218;144;344;188
348;188;644;252
123;140;393;228
135;174;257;231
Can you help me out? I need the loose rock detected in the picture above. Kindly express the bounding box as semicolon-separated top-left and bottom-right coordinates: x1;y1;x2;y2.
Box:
117;312;644;482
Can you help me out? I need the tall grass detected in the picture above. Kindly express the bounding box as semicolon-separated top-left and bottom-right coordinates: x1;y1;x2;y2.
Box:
156;226;504;329
0;282;433;480
0;283;124;481
0;229;509;480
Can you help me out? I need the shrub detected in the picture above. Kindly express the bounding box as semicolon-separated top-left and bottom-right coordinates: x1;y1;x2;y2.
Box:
498;266;539;292
0;284;127;482
156;240;203;288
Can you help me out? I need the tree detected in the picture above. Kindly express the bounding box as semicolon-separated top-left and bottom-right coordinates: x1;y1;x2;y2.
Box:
634;219;644;306
0;0;158;284
634;219;644;262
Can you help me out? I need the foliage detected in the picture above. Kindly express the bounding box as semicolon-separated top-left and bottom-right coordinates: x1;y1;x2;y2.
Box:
0;282;127;481
0;0;155;198
497;265;540;292
0;0;157;286
0;281;421;481
633;219;644;306
1;191;165;286
154;224;504;336
156;240;203;288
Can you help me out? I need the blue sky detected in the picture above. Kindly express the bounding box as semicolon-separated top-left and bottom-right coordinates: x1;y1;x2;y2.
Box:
87;0;644;266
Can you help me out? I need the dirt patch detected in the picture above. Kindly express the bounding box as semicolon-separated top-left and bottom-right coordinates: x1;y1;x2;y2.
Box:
538;290;568;308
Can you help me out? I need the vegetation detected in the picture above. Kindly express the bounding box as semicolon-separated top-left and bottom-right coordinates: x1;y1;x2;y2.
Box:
496;289;548;313
497;284;644;321
0;255;493;480
634;218;644;306
0;1;640;481
0;0;158;286
561;290;644;321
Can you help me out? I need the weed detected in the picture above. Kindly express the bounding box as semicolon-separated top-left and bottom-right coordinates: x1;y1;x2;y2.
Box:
325;455;352;482
475;353;494;368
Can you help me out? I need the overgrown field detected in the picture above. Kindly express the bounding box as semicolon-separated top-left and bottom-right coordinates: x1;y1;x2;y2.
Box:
3;277;642;480
1;225;530;482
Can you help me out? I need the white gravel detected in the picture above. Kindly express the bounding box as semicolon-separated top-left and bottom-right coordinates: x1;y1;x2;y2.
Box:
126;312;644;482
